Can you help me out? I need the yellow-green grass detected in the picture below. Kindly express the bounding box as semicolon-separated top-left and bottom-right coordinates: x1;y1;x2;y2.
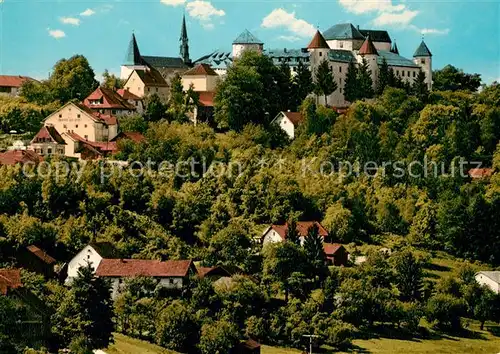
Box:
107;333;175;354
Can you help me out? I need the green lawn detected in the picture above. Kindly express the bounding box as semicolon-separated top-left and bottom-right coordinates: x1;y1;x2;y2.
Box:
106;333;175;354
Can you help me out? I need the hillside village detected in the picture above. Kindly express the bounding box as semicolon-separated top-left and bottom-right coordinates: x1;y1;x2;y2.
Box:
0;11;500;354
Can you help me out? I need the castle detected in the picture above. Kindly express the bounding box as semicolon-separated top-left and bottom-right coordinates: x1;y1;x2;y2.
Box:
120;17;432;108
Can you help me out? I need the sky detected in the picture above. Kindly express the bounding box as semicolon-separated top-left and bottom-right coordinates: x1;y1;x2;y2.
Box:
0;0;499;83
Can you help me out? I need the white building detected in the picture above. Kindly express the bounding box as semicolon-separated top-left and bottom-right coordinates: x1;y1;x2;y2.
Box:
261;221;330;246
475;271;500;294
271;111;304;139
66;242;118;284
95;259;196;299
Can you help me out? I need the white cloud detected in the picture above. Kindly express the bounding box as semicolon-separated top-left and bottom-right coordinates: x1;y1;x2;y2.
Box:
261;8;315;38
80;8;95;17
339;0;405;15
201;22;215;30
420;28;450;35
160;0;186;6
373;9;419;26
48;29;66;39
186;1;225;21
278;35;301;42
60;17;81;26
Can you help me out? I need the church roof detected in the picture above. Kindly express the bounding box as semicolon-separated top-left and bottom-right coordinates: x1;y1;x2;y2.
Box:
359;29;391;43
323;23;364;41
377;50;419;68
233;29;263;45
307;30;330;49
124;33;142;66
414;40;432;57
359;36;378;55
142;56;188;69
328;49;355;63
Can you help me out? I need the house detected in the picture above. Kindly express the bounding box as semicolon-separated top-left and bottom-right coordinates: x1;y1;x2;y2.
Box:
469;168;494;179
66;242;118;284
0;269;52;349
17;245;56;278
123;68;170;102
0;149;42;166
272;111;304;139
28;101;119;159
323;243;349;266
193;91;216;125
95;259;196;299
261;221;330;246
117;88;145;114
83;87;136;117
233;339;261;354
0;75;34;96
475;271;500;294
196;265;233;281
181;63;219;92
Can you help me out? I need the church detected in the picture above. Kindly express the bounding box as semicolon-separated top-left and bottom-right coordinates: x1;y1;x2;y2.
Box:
119;18;432;108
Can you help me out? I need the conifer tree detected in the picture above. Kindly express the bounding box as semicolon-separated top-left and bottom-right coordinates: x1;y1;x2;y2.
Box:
357;57;374;99
277;61;293;111
388;68;397;88
292;61;314;110
412;70;429;101
343;60;358;103
304;224;327;279
285;218;301;246
376;57;390;95
392;249;423;302
314;59;337;107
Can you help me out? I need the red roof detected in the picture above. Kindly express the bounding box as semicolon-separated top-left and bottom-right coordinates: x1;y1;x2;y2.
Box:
269;221;329;241
112;131;145;143
84;87;135;111
0;150;42;166
359;36;378;55
26;245;56;265
198;91;215;107
73;102;118;125
96;259;193;277
65;132;118;153
0;75;34;88
31;125;66;145
0;269;22;295
323;243;346;256
468;168;494;179
117;89;141;100
282;111;304;126
196;266;232;278
183;63;218;76
307;30;330;49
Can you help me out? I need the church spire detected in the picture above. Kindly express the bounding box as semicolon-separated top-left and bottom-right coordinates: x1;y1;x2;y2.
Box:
180;14;191;64
124;33;142;65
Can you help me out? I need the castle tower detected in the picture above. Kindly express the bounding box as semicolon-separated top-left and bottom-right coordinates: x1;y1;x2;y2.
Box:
413;40;432;90
120;33;147;80
358;35;379;90
307;30;330;74
232;29;264;59
180;14;191;65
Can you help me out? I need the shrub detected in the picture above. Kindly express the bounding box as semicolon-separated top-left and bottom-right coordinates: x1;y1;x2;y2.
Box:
426;293;465;330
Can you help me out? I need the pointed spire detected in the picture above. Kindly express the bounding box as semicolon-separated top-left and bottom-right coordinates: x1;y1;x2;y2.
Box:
307;30;329;49
391;41;399;54
413;40;432;57
359;35;378;55
124;33;142;65
180;14;190;64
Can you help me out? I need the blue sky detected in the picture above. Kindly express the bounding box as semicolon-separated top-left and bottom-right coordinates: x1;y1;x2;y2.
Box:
0;0;499;83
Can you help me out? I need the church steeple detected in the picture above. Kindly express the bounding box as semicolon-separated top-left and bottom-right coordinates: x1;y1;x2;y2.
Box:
180;14;190;64
124;33;142;65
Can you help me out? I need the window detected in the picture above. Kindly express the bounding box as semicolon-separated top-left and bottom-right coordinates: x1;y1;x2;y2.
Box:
396;70;399;76
77;114;81;118
63;124;67;129
75;125;78;128
84;135;88;140
84;124;87;128
421;59;425;64
339;78;342;84
402;71;405;77
59;114;62;118
47;148;52;154
340;87;343;93
339;66;342;73
319;52;322;57
407;71;410;77
330;66;333;71
413;71;416;78
147;87;150;92
156;88;159;93
112;110;116;114
169;279;174;285
339;41;343;48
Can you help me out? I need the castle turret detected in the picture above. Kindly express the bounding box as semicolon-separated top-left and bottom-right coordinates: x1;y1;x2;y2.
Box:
358;35;379;90
120;33;147;80
232;30;263;59
180;14;191;65
307;30;331;70
413;40;432;90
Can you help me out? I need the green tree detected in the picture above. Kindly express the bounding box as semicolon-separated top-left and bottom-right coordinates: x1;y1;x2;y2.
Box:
49;55;99;102
101;69;125;90
314;59;337;106
277;61;293;111
343;60;358;103
392;249;424;301
144;94;166;122
376;57;390;95
285;218;301;246
474;286;500;330
20;80;54;105
52;263;114;349
412;70;429;101
167;74;198;122
155;300;198;351
292;60;314;110
198;318;240;354
357;58;374;100
433;64;482;92
303;224;327;279
426;293;465;330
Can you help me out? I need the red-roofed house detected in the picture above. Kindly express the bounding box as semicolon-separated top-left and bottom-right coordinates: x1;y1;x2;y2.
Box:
0;75;35;96
323;243;349;266
182;63;219;92
124;68;170;102
272;111;304;139
261;221;330;246
17;245;56;278
96;259;196;299
83;87;136;117
29;102;119;159
0;149;42;166
117;88;145;114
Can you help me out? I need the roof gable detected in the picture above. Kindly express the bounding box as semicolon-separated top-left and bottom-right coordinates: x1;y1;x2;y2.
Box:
96;259;193;277
359;29;391;43
0;75;34;88
233;29;263;45
323;23;364;41
268;221;329;240
183;63;218;76
307;30;330;49
84;87;135;110
359;36;378;55
26;245;56;265
478;271;500;284
132;69;169;87
413;40;432;57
